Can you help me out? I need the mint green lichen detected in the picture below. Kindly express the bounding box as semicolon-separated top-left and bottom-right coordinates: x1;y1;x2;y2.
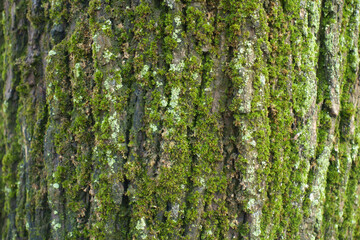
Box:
103;49;114;63
169;87;181;109
169;61;185;72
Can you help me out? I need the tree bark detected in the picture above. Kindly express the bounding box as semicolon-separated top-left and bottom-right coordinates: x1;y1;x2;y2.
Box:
1;0;360;239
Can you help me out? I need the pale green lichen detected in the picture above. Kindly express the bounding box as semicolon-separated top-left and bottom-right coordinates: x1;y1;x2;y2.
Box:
192;72;199;80
140;65;150;78
108;112;120;140
101;19;112;33
199;177;206;187
172;29;182;43
160;97;168;108
149;123;158;132
92;33;101;53
206;229;213;236
174;16;181;26
103;49;114;63
155;81;163;87
169;87;181;108
54;223;61;230
165;0;175;9
308;141;334;234
2;100;8;114
51;219;61;230
135;217;147;239
47;50;57;63
51;0;62;8
48;50;57;56
74;63;82;78
260;74;266;86
169;61;185;72
106;150;116;171
73;94;83;105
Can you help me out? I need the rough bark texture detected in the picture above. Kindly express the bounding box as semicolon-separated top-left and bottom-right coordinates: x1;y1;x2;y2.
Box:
1;0;360;239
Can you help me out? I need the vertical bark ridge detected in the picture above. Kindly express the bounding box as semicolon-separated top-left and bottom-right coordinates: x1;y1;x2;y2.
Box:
87;0;131;238
1;0;28;238
0;0;6;232
301;0;344;238
322;0;360;239
219;1;271;239
22;0;51;238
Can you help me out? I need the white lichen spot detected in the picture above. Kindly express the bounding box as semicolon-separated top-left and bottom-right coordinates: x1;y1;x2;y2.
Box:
73;94;83;105
150;123;158;132
101;19;112;33
169;61;185;72
104;70;123;96
52;0;61;7
51;219;61;230
253;227;261;237
53;183;59;189
109;112;120;140
260;74;266;86
309;193;314;201
172;29;182;43
156;81;163;87
92;32;98;41
160;97;168;108
239;46;245;55
103;49;114;63
174;16;181;26
48;50;57;56
104;78;113;92
192;72;199;80
165;0;175;9
74;63;82;78
54;223;61;230
47;50;57;63
171;203;180;218
169;87;181;108
45;85;52;103
199;177;206;187
136;217;146;230
140;65;150;78
92;33;101;53
247;198;255;211
114;68;123;90
2;100;8;114
242;130;253;142
107;151;115;170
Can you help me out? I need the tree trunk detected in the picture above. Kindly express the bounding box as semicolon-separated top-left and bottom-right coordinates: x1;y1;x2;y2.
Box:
1;0;360;239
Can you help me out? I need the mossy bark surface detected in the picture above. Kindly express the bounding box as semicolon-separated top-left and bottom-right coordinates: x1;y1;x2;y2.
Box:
1;0;360;239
